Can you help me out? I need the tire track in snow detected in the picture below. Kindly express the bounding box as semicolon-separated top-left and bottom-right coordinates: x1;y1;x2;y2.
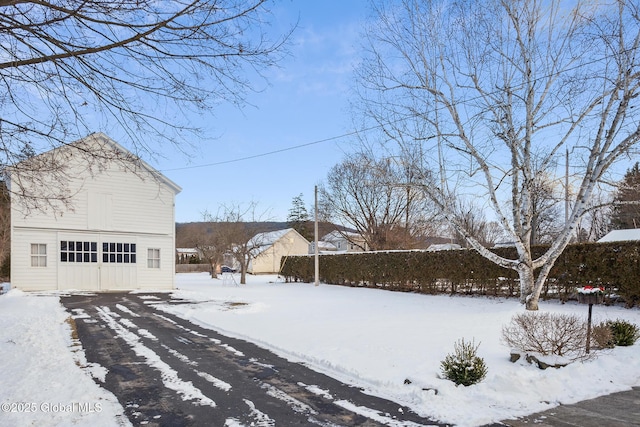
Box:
63;293;446;427
96;306;216;408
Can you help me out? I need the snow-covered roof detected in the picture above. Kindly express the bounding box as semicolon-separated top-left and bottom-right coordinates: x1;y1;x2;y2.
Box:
249;228;293;247
248;228;304;258
176;248;199;254
493;241;516;248
427;243;462;251
321;230;361;242
597;229;640;242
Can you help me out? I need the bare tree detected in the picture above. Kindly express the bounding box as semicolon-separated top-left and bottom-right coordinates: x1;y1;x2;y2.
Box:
320;151;438;250
1;1;291;208
194;209;232;278
214;202;271;285
450;201;506;248
575;192;613;242
357;0;640;309
529;172;563;245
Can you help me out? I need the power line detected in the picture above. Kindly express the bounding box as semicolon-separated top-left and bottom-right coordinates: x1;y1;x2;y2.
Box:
159;129;361;172
161;43;639;174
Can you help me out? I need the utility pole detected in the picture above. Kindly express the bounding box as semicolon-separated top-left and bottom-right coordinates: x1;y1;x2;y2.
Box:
314;185;319;286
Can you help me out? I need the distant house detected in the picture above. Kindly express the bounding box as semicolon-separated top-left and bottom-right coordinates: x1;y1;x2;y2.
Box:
493;241;517;248
598;229;640;243
176;248;201;264
9;133;181;291
248;228;309;274
314;230;368;253
427;243;462;251
309;240;339;254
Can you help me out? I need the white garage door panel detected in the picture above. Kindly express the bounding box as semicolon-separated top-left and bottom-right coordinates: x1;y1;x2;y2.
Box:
57;233;138;290
58;264;100;291
100;264;137;290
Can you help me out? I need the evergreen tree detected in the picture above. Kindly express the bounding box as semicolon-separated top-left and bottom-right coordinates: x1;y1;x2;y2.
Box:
287;194;312;240
611;163;640;229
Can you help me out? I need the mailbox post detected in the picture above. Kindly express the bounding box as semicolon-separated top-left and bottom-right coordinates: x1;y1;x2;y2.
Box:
577;286;604;354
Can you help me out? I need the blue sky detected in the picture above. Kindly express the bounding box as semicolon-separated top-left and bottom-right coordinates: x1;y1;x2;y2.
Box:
154;1;370;223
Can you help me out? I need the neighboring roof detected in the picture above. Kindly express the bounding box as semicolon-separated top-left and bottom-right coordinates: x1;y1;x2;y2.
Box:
493;241;517;248
322;230;361;241
427;243;462;251
597;229;640;242
176;248;199;254
250;228;295;247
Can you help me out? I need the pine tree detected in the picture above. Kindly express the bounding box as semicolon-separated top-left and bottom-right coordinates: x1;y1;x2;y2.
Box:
610;163;640;229
287;194;312;240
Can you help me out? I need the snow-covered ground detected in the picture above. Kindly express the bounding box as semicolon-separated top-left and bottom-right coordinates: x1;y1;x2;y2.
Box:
0;289;130;427
1;273;639;427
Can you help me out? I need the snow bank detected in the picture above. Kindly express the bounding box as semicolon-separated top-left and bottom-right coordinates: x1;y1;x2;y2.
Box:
0;290;129;427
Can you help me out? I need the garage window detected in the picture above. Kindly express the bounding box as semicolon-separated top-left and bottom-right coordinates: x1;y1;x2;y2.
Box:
103;242;136;263
148;248;160;268
30;244;47;267
60;241;98;263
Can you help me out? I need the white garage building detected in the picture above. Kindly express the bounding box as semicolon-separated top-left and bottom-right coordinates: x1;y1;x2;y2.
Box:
9;133;181;291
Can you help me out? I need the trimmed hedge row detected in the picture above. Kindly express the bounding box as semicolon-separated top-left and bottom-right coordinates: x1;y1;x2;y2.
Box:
281;242;640;307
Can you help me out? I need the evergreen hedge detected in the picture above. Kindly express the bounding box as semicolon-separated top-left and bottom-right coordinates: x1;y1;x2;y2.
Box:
281;241;640;307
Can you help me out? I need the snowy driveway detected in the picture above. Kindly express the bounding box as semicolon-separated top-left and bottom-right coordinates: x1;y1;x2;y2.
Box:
61;292;443;426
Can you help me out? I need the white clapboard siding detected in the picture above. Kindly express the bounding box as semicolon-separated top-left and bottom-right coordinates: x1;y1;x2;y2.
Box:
10;133;180;291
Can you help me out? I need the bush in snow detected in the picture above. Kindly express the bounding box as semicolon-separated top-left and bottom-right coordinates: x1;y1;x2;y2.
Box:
591;322;615;350
440;338;487;386
502;312;589;361
606;319;640;346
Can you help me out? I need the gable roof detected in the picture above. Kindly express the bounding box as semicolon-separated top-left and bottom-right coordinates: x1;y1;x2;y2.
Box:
250;228;294;247
598;229;640;242
12;132;181;194
248;228;310;257
85;133;182;194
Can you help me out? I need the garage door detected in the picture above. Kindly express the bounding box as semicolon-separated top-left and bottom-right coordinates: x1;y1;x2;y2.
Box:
57;234;138;291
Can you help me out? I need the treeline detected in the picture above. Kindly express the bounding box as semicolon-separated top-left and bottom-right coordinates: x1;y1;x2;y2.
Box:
280;241;640;307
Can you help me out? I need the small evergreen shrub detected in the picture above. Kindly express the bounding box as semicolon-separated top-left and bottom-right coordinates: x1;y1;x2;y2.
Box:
440;339;487;386
606;319;640;346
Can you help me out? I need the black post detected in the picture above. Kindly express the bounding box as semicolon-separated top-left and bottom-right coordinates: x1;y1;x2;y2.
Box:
586;303;593;354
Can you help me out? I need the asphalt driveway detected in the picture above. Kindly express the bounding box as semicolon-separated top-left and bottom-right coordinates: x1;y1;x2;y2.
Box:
61;292;445;427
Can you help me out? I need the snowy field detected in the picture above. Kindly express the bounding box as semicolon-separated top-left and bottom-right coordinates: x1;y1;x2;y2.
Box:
1;273;639;426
